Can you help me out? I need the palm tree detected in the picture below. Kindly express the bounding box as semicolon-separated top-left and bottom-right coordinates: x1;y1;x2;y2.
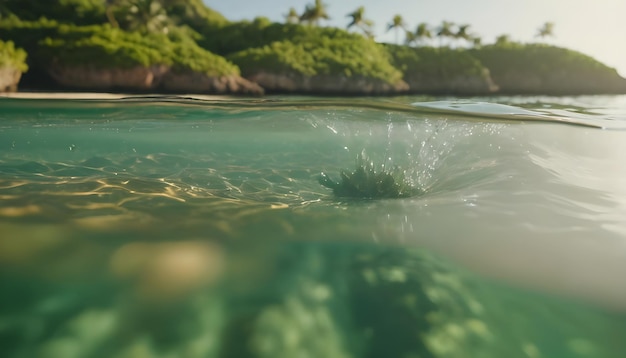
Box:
347;6;374;38
386;15;406;45
455;24;472;46
404;30;418;46
536;22;555;40
471;36;482;48
436;20;455;47
284;7;300;24
415;23;432;46
300;0;330;26
104;0;120;27
122;0;170;33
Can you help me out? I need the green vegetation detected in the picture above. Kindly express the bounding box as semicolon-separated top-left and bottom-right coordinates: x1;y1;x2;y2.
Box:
387;45;485;80
472;43;625;93
0;39;28;72
318;152;418;198
4;238;622;357
38;24;238;75
473;43;615;79
0;0;624;94
162;0;228;31
299;0;330;26
198;19;360;56
536;21;555;40
0;17;62;58
0;0;106;25
386;15;406;45
229;35;403;84
346;6;374;38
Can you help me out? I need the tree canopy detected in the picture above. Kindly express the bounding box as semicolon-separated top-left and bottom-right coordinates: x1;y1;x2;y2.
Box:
0;39;28;72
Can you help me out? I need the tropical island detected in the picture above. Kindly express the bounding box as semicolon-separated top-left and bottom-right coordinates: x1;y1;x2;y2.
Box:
1;0;625;96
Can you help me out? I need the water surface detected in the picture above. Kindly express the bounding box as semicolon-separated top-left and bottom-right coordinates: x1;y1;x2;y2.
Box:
1;95;625;358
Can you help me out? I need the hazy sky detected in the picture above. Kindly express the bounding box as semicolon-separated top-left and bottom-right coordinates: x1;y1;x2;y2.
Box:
205;0;626;77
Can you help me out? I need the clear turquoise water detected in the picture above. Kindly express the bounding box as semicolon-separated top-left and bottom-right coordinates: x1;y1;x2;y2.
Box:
1;95;625;357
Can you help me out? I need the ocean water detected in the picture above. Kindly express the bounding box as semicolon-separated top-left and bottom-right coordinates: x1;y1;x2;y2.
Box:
1;95;625;358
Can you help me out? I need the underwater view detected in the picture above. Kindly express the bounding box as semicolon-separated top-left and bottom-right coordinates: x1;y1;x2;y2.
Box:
1;95;626;357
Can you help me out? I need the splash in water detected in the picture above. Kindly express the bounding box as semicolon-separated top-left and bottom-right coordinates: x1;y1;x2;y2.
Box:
318;151;421;199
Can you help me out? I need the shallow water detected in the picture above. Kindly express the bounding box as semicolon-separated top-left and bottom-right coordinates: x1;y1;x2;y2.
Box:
1;95;625;358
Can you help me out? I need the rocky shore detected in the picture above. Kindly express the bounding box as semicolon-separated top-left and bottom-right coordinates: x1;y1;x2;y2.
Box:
400;68;498;95
246;71;409;95
46;64;264;95
483;70;626;95
7;63;626;96
0;66;22;92
4;42;626;97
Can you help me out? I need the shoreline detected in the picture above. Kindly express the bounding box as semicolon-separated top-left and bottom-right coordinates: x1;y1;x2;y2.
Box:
0;91;234;100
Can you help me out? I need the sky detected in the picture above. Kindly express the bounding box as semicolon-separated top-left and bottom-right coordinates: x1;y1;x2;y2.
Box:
205;0;626;77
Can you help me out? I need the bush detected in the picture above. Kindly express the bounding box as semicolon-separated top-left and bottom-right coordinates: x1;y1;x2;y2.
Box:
385;45;485;82
37;24;239;76
474;43;619;78
200;19;363;56
164;0;228;30
0;39;28;72
471;43;625;93
0;17;60;57
229;36;403;84
0;0;106;25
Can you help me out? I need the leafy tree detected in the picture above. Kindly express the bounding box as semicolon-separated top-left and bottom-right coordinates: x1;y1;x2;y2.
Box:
284;7;300;24
494;34;512;46
229;36;403;85
120;0;171;33
38;24;239;76
386;15;406;45
404;30;417;47
162;0;228;29
384;44;492;94
198;20;361;56
346;6;374;38
299;0;330;26
1;0;106;25
0;40;28;73
536;21;555;40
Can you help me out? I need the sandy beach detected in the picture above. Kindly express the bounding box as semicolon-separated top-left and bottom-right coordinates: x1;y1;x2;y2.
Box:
0;92;232;100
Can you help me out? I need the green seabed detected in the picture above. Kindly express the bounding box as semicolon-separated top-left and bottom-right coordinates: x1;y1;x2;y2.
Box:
3;241;621;358
1;96;626;357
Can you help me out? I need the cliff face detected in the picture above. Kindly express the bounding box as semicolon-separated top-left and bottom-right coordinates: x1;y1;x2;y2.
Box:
247;72;408;95
162;71;263;95
472;45;626;95
46;64;264;95
48;64;168;90
402;68;498;95
0;66;22;92
482;70;626;95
